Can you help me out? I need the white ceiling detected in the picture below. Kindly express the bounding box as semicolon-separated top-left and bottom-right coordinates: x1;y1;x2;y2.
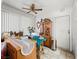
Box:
2;0;75;16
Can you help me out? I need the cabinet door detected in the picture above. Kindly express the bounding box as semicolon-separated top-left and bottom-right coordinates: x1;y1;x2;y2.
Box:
7;43;17;59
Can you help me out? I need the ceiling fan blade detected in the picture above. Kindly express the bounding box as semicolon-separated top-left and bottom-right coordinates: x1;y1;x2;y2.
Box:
22;7;30;10
34;11;37;14
35;9;42;11
27;11;31;13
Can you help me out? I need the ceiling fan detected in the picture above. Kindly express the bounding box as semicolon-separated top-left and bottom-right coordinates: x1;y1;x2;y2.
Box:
22;3;42;14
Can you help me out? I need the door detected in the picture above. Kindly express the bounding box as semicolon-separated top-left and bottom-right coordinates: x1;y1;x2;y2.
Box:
55;15;70;50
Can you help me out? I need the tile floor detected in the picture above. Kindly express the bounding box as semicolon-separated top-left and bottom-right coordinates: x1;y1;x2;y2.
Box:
40;47;75;59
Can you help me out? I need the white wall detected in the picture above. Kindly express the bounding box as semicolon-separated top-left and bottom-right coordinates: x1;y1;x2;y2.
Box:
70;2;77;58
1;3;35;35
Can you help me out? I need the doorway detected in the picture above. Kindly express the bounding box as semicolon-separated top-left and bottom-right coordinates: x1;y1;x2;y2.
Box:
55;15;70;51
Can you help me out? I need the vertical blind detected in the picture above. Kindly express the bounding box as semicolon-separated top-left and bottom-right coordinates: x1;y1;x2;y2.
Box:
1;3;35;34
1;11;20;33
1;9;35;34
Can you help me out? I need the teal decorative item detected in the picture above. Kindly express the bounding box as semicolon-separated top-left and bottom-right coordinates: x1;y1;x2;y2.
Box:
32;35;47;48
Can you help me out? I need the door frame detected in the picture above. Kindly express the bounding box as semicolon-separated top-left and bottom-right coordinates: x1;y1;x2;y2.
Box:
53;15;72;51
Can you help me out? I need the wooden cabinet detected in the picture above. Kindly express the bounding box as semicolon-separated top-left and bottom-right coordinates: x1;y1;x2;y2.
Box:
42;18;52;48
7;43;17;59
7;40;36;59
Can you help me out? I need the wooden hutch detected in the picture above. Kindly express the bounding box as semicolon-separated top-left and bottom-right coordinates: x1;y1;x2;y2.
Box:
37;18;53;48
